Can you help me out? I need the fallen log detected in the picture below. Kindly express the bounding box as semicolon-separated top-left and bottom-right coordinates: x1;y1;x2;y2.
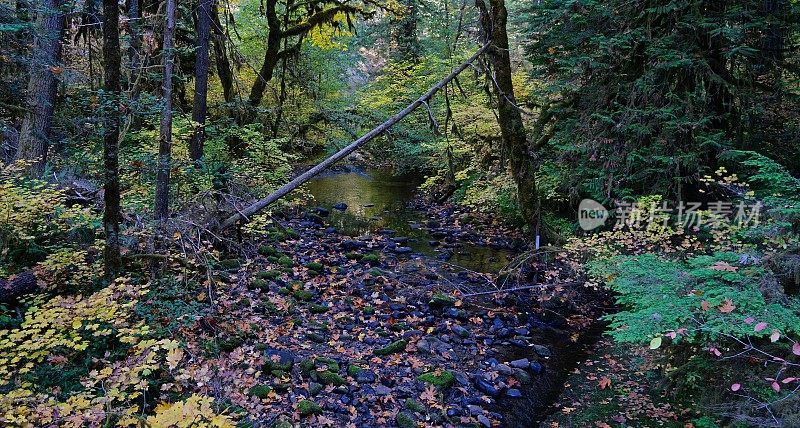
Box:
220;44;491;230
0;270;38;304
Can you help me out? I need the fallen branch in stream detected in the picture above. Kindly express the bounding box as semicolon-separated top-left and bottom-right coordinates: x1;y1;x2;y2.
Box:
219;44;491;230
459;281;582;298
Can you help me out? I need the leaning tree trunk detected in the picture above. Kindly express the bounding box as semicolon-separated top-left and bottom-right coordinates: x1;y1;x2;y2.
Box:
14;0;64;177
477;0;538;230
102;0;123;276
154;0;175;221
190;0;212;162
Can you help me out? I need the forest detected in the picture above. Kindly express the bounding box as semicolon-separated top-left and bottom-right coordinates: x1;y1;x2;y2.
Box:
1;0;800;426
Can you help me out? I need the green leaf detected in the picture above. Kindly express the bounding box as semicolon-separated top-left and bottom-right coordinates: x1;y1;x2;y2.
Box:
649;337;662;350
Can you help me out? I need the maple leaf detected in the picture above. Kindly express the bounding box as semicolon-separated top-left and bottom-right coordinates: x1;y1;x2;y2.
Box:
701;301;710;311
718;298;736;313
598;377;612;390
420;385;438;403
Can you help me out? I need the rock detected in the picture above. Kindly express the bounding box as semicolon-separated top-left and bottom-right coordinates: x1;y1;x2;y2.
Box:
506;388;523;398
392;246;413;254
496;327;513;339
373;339;408;356
446;408;460;417
475;374;500;397
428;240;440;247
454;371;470;387
313;207;330;217
530;361;543;374
468;405;483;416
374;385;391;396
341;240;366;251
308;382;323;396
417;370;455;388
478;415;492;427
333;202;348;211
396;411;416;428
264;348;295;371
452;324;470;338
378;228;396;235
297;400;322;417
512;368;531;385
533;344;552;358
428;293;456;309
510;358;530;369
248;384;272;398
444;308;468;320
356;370;377;383
496;364;513;375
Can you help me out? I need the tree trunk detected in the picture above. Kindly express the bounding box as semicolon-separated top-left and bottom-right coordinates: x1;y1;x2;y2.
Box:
14;0;64;177
126;0;141;73
477;0;538;229
190;0;212;162
154;0;175;221
211;1;233;103
102;0;122;276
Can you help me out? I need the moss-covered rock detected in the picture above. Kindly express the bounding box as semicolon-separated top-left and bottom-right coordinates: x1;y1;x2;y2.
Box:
297;400;322;417
361;253;380;264
396;411;417;428
250;279;268;290
316;371;345;386
294;289;314;301
305;262;323;272
373;339;408;356
404;398;424;413
417;370;455;388
248;384;272;398
257;270;281;280
315;357;339;372
345;252;363;260
258;245;280;257
299;359;315;376
363;306;376;316
347;364;362;376
428;292;455;309
217;258;241;271
308;303;329;314
271;420;293;428
277;255;293;268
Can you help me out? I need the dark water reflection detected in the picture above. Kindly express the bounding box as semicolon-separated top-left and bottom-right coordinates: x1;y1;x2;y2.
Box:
305;167;513;273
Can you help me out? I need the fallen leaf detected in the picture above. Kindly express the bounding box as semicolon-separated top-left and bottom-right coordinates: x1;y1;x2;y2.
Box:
598;377;611;390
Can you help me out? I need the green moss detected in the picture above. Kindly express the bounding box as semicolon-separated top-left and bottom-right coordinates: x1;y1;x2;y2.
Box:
271;420;293;428
390;322;408;331
396;411;417;428
361;254;380;264
373;339;408;356
278;287;290;295
347;364;362;376
219;335;244;352
363;306;376;316
250;279;268;290
305;262;323;271
272;383;290;392
257;270;281;280
316;371;345;386
249;384;272;398
217;259;241;270
258;245;280;257
297;400;322;417
308;303;329;314
293;289;314;301
417;370;455;388
429;293;455;309
316;357;339;372
277;255;293;267
346;252;363;260
271;369;286;378
299;359;315;376
404;398;424;413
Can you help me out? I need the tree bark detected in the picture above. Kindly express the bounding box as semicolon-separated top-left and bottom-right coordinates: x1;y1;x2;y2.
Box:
154;0;175;221
14;0;64;178
476;0;538;230
211;1;233;103
102;0;122;276
0;270;37;304
190;0;212;162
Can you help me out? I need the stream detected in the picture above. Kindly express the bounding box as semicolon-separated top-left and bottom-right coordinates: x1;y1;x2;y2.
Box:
305;165;603;427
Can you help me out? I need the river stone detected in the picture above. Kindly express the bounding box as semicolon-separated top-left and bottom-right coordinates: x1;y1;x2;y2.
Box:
478;415;492;427
452;324;470;338
475;374;499;397
313;207;330;217
374;385;391;396
496;364;513;375
468;405;483;416
506;388;522;398
333;202;348;211
532;344;552;358
341;240;366;251
512;368;531;385
510;358;530;369
530;361;543;374
356;370;377;383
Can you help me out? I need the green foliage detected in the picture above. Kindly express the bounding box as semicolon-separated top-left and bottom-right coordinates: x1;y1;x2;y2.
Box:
417;370;455;388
